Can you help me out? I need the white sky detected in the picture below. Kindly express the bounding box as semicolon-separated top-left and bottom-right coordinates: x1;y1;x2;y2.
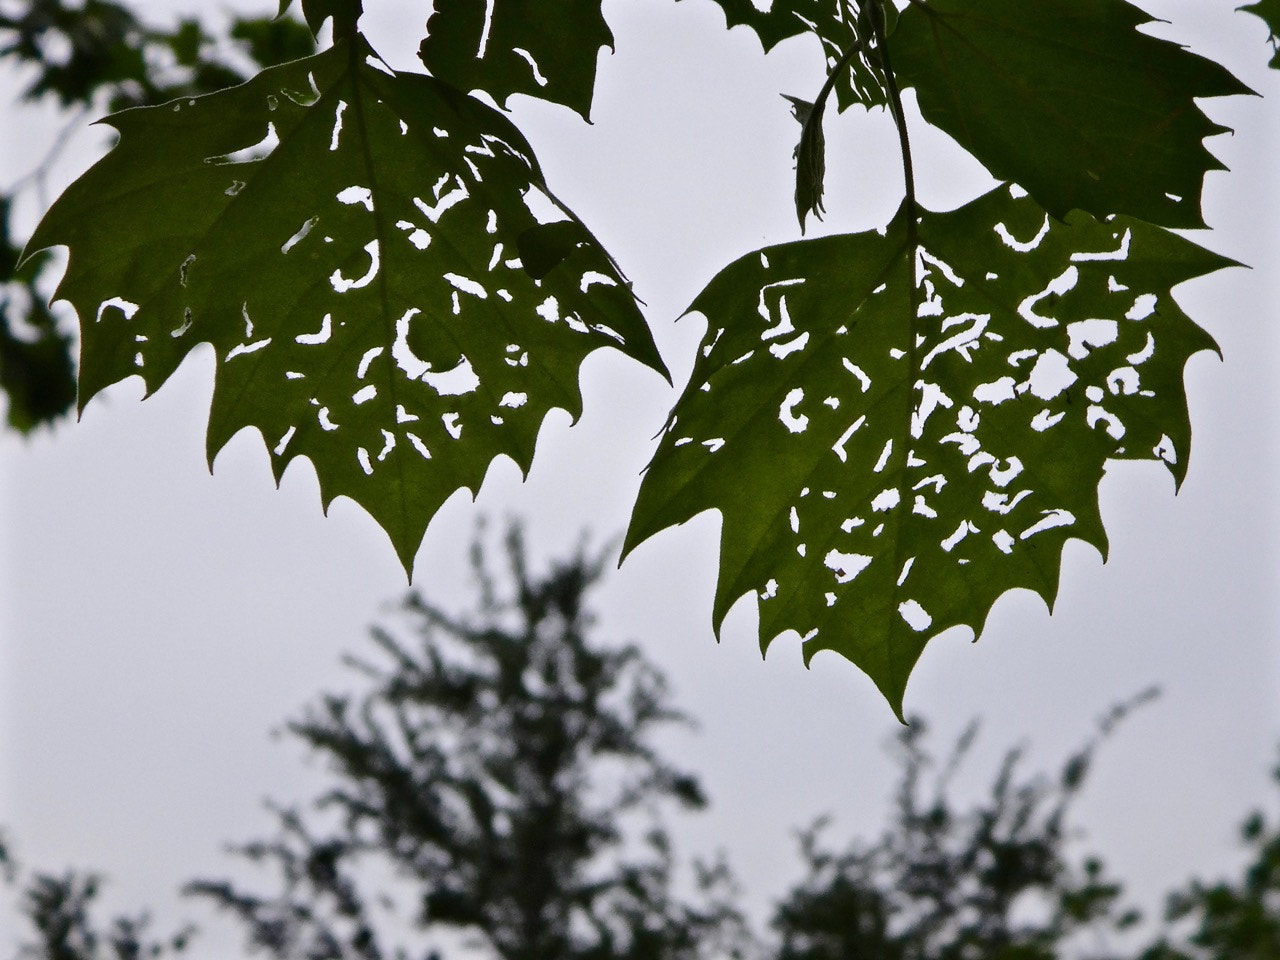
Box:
1;0;1278;955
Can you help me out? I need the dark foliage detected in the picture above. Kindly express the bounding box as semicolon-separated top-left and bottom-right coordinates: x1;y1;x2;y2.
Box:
3;532;1279;960
770;696;1162;960
1137;751;1280;960
0;834;192;960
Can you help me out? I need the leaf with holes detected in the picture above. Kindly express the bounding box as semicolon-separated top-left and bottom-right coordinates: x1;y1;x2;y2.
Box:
696;0;896;112
624;185;1228;716
27;36;666;572
890;0;1251;227
419;0;614;120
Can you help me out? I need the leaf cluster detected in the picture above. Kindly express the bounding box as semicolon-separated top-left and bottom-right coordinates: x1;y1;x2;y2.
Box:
6;0;1279;711
624;0;1258;713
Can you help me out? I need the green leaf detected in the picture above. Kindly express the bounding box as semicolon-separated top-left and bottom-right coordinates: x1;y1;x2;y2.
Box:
696;0;896;112
419;0;614;121
27;37;666;572
1241;0;1280;68
890;0;1252;228
624;185;1227;716
276;0;362;38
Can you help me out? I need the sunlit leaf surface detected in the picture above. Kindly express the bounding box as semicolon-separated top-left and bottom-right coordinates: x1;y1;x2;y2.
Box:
626;186;1228;714
29;38;666;571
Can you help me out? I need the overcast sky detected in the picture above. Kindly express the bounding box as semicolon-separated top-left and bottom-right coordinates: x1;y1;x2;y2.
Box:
2;0;1278;955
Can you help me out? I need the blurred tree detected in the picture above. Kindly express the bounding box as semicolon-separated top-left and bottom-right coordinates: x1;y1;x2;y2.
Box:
0;0;315;433
3;529;1279;960
1137;752;1280;960
186;523;750;960
769;697;1159;960
1;827;193;960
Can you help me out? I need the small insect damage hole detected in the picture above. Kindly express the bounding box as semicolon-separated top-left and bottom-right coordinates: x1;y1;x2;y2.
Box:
95;297;139;323
511;47;549;86
898;599;932;632
226;337;272;360
1067;319;1118;359
994;214;1050;252
824;550;871;584
445;273;487;301
171;307;193;339
423;356;480;397
1071;228;1131;263
1025;349;1077;401
396;220;431;250
330;241;380;293
1021;509;1075;540
273;426;296;456
282;217;319;254
330;101;348;152
281;72;321;107
779;388;808;433
206;123;280;164
580;271;617;293
523;186;570;226
296;314;332;345
407;432;432;459
414;178;469;223
336;185;373;211
769;332;809;359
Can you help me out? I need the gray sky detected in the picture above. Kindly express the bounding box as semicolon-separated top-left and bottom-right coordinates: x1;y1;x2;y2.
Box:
2;0;1279;954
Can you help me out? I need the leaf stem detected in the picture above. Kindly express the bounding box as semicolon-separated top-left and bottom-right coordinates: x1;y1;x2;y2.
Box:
816;39;867;117
867;1;917;239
